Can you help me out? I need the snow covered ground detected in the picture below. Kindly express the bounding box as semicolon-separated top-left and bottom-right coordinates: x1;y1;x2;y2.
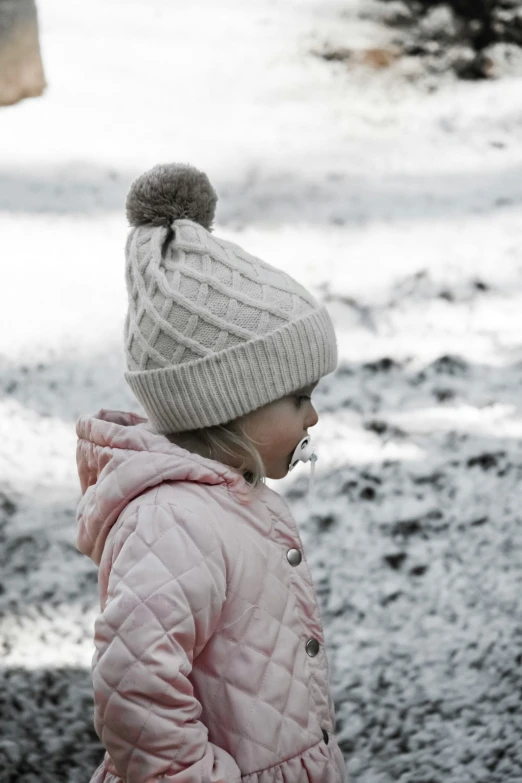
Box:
1;0;522;781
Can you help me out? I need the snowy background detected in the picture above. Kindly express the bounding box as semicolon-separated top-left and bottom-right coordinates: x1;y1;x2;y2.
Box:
2;0;522;781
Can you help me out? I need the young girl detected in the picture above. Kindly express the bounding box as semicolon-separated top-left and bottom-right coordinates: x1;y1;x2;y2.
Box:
76;163;347;783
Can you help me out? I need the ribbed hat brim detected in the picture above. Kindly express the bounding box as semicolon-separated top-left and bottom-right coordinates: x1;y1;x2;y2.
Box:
125;306;337;433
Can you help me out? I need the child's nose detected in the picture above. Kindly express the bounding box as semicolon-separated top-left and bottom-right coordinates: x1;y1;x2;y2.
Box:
306;404;319;428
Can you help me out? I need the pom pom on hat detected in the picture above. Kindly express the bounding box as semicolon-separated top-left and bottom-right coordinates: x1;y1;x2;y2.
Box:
126;163;217;230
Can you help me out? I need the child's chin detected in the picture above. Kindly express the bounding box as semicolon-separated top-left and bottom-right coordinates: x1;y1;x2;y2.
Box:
267;463;290;480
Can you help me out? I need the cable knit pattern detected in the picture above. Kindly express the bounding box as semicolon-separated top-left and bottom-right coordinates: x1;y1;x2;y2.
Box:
76;409;347;783
124;218;337;433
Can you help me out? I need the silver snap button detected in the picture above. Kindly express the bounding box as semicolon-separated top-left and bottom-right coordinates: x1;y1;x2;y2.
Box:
286;548;302;566
305;638;320;657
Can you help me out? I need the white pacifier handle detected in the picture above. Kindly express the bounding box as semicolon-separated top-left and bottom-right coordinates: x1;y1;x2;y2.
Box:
288;435;318;492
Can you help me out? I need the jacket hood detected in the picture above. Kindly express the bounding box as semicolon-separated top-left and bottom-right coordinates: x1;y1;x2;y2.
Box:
76;409;252;565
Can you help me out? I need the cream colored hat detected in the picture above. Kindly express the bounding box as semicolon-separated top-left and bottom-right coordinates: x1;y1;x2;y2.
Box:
124;163;338;433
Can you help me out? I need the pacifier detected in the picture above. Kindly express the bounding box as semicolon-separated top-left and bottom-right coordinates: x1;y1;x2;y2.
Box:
288;435;318;492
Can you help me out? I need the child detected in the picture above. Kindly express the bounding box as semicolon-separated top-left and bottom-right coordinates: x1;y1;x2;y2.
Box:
76;163;347;783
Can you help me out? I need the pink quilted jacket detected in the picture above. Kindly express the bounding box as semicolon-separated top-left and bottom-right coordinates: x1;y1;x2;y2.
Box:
76;409;347;783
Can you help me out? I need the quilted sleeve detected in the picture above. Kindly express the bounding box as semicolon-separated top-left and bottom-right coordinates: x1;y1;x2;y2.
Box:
92;502;241;783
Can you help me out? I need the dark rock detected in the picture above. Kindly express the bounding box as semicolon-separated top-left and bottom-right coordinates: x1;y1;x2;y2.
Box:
360;471;382;485
384;552;407;570
363;357;399;373
391;517;422;536
470;516;488;526
381;589;403;606
312;513;336;531
430;354;468;376
0;493;17;517
412;471;446;485
467;451;505;470
365;419;388;435
433;388;455;402
360;486;376;501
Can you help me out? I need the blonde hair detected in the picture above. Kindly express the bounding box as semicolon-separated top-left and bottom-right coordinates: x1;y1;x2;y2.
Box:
167;419;266;491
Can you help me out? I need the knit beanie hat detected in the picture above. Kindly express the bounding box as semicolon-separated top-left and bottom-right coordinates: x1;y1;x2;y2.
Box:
123;163;338;434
